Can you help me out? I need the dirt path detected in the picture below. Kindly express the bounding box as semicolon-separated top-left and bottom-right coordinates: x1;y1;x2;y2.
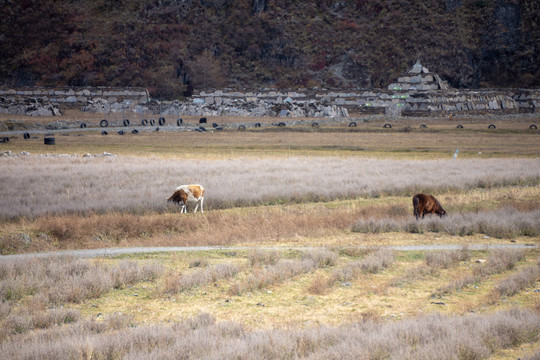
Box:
1;244;537;261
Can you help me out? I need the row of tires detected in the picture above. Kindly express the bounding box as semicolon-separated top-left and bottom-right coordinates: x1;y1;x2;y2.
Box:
94;117;173;128
346;122;538;130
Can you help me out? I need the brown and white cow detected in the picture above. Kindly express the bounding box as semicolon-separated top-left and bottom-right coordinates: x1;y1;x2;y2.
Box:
412;193;447;220
168;184;205;213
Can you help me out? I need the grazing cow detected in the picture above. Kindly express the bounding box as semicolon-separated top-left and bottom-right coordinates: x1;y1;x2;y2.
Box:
168;184;205;213
412;193;447;220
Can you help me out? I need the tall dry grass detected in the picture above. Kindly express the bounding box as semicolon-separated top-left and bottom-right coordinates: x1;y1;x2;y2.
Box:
162;263;239;294
434;248;527;296
352;208;540;238
229;249;337;295
0;309;538;360
0;255;163;339
308;249;395;294
1;155;539;219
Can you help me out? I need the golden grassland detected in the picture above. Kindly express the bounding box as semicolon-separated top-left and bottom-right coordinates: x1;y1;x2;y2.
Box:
1;112;539;358
74;248;539;328
1;112;539;158
1;186;539;254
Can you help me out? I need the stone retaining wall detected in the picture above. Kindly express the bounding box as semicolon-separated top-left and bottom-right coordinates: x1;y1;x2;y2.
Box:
194;88;539;116
0;86;149;107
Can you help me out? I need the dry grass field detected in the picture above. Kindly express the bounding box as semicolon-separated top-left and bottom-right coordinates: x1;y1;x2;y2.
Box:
0;111;539;359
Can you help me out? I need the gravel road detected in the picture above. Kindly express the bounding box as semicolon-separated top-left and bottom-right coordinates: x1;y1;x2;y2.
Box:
1;244;537;261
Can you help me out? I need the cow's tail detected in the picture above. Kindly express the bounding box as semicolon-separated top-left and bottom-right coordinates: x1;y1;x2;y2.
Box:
412;195;420;219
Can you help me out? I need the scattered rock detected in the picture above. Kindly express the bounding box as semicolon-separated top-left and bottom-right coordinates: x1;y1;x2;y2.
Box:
19;233;32;245
0;97;62;116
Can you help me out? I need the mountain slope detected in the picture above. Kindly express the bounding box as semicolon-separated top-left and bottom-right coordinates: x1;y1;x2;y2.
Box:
0;0;538;99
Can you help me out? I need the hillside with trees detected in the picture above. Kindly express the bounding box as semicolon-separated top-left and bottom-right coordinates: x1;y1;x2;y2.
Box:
0;0;538;99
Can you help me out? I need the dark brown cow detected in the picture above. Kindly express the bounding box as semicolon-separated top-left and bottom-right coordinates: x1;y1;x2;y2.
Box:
412;193;447;220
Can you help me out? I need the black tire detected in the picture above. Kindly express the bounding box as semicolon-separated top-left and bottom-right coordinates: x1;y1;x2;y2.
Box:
158;117;165;126
199;126;206;132
101;131;108;135
215;127;223;131
80;123;87;128
530;124;538;130
212;122;219;128
1;137;9;143
383;123;392;128
100;119;109;128
457;125;464;129
349;122;357;127
117;130;125;135
277;122;286;127
420;124;427;129
131;129;139;134
44;137;55;145
155;127;160;132
23;132;30;139
312;122;319;128
488;124;496;129
194;128;203;133
141;119;148;126
254;122;261;128
150;118;156;126
238;125;246;131
177;118;183;126
199;117;207;124
123;119;130;126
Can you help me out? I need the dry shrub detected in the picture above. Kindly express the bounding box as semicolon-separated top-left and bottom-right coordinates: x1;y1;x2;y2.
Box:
425;248;471;269
391;264;435;287
331;249;394;285
162;273;183;294
435;249;527;297
302;248;338;268
35;212;188;243
165;263;239;293
475;248;526;277
353;208;540;239
1;308;79;339
337;247;375;258
248;249;282;267
0;255;163;336
232;258;317;295
495;265;540;297
1;309;538;359
307;276;332;295
189;258;209;268
434;274;479;297
360;249;395;274
111;260;164;289
526;348;540;360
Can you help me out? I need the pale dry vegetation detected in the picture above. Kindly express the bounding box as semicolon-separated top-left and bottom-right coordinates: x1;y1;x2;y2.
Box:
0;310;538;360
0;248;538;359
352;207;540;238
1;114;539;358
1;155;539;219
434;248;527;297
0;255;163;339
